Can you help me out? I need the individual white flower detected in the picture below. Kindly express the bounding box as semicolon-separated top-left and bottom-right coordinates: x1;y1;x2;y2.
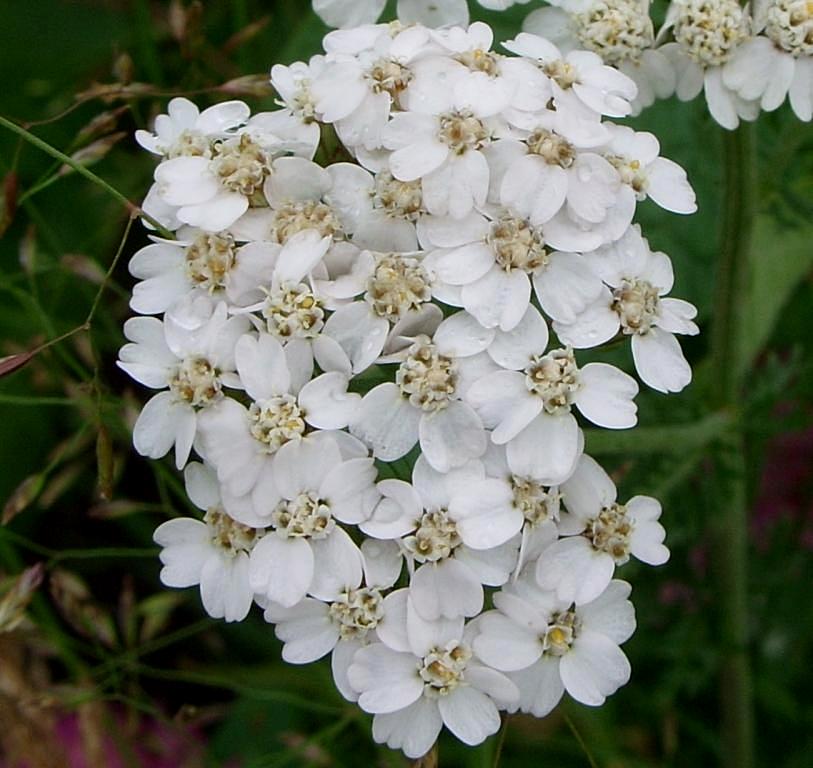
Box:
466;308;638;485
234;229;359;375
536;454;669;604
348;597;518;758
503;32;638;117
723;0;813;121
152;115;298;231
523;1;676;115
554;224;699;393
153;462;262;622
381;105;504;219
325;164;423;252
117;299;249;469
350;333;487;472
269;56;327;153
248;435;379;607
479;442;562;574
659;0;759;129
197;332;359;517
127;231;281;314
419;208;604;330
321;250;443;374
365;456;521;620
313;24;438;151
473;574;635;715
488;123;634;253
262;540;402;692
600;124;697;214
135;97;250;158
405;22;549;118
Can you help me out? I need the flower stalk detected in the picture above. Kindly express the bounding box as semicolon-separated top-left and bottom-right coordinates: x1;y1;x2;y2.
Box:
711;124;756;768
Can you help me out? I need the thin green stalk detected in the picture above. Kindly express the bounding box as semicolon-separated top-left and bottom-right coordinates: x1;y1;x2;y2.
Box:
491;715;510;768
564;714;599;768
0;114;175;239
584;411;731;456
710;125;756;768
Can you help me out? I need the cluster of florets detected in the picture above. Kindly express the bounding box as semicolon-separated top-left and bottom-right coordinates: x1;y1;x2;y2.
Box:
318;0;813;126
122;18;700;759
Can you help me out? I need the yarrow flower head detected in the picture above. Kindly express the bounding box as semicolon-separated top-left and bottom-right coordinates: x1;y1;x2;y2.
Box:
119;11;700;758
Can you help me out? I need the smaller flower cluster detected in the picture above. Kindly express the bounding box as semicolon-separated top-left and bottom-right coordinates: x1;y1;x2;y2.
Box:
529;0;813;125
122;19;697;758
331;0;813;125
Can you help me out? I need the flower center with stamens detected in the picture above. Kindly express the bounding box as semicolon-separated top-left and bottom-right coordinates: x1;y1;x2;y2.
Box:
673;0;751;67
524;348;581;415
541;610;580;656
766;0;813;55
526;129;576;168
438;112;489;155
403;509;462;563
168;129;212;159
575;0;654;64
367;58;413;96
169;357;221;407
396;339;458;412
328;587;384;640
586;502;633;563
204;508;259;556
271;492;333;539
612;278;660;334
185;233;237;291
374;172;424;220
365;254;431;321
606;155;648;195
455;48;502;75
262;282;325;339
210;134;270;196
419;642;471;696
271;200;343;244
543;59;580;89
511;477;561;526
488;216;549;273
248;395;306;453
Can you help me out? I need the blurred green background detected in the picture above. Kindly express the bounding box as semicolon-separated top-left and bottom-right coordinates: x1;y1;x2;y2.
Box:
0;1;812;766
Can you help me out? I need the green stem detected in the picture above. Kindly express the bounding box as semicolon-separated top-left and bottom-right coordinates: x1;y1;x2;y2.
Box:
710;125;755;768
491;715;510;768
0;115;175;239
584;411;731;456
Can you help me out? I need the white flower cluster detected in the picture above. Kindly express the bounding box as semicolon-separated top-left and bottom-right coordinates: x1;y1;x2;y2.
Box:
529;0;813;125
121;19;698;758
342;0;813;126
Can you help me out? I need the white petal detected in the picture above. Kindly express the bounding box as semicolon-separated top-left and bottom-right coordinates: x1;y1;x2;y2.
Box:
419;400;486;473
308;526;364;600
410;559;483;619
350;644;424;714
573;363;638;429
560;630;631;705
438;686;501;746
249;535;314;607
507;413;581;486
450;480;522;549
631;328;691;393
350;383;421;461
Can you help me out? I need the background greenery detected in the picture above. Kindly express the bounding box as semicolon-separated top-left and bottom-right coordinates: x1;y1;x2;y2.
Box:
0;1;811;766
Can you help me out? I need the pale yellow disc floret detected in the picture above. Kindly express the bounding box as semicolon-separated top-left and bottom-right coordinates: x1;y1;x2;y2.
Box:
419;641;472;697
524;348;581;415
766;0;813;56
329;587;384;640
185;233;237;291
673;0;751;67
271;492;333;539
403;508;462;563
575;0;654;65
169;357;221;408
396;339;458;412
204;507;259;556
611;278;660;334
